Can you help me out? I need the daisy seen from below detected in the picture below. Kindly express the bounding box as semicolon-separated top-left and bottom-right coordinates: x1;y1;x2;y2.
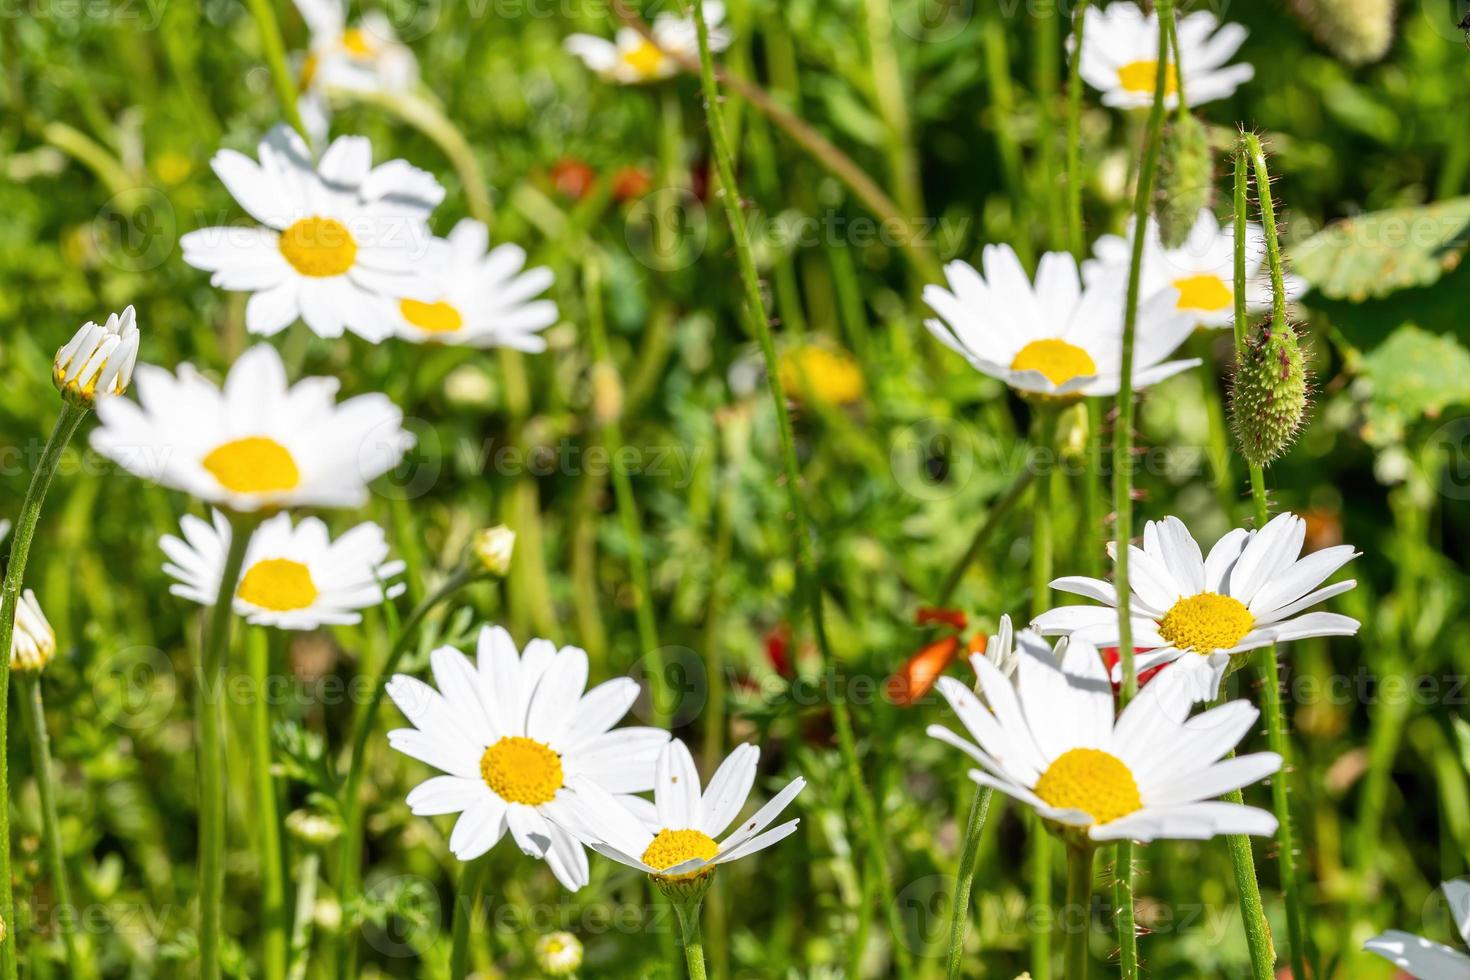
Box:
52;305;140;406
1075;1;1254;109
161;510;405;629
181;125;442;341
923;245;1199;401
564;2;731;84
387;218;558;350
562;738;806;881
1085;211;1307;328
292;0;417;143
10;590;56;674
1364;879;1470;978
90;343;413;513
928;631;1281;842
1032;512;1361;702
385;626;669;891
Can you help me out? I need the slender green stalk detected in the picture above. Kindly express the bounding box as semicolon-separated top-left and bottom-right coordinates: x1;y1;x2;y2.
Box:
1065;1;1092;258
448;855;490;979
199;511;261;980
1064;844;1096;980
16;673;86;978
241;0;307;138
982;14;1033;268
286;852;320;980
248;628;288;980
862;0;925;223
0;399;87;980
1031;407;1061;980
1035;1;1063;246
944;785;994;977
672;896;710;980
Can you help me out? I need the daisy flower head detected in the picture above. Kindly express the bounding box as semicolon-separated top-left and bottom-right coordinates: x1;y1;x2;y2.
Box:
385;626;670;891
160;510;405;629
10;590;56;674
1075;2;1254;110
563;739;805;886
181;125;443;342
53;305;140;406
1086;211;1307;328
564;3;731;84
1364;879;1470;978
927;632;1281;842
293;0;418;143
387;219;558;351
1033;512;1361;702
922;245;1199;402
90;343;413;513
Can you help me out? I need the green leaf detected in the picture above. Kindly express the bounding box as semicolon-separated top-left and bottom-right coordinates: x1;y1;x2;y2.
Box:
1290;197;1470;302
1358;325;1470;445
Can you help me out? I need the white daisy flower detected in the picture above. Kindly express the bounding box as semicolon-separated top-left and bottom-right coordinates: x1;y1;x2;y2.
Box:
385;626;669;892
560;739;804;881
387;219;558;351
1085;211;1308;328
90;344;413;513
10;590;57;673
160;510;405;629
1075;2;1254;110
293;0;418;144
564;2;731;85
922;245;1200;400
53;305;140;405
1032;512;1361;702
534;931;584;976
181;125;442;342
1365;879;1470;978
928;633;1281;841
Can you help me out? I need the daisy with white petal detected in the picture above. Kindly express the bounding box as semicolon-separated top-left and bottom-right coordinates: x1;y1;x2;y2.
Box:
91;343;413;513
981;614;1021;682
1085;211;1307;328
564;2;731;84
1033;512;1361;702
1075;2;1254;110
385;625;669;892
161;510;405;629
292;0;418;144
53;305;140;406
387;219;558;351
923;245;1199;401
561;738;805;882
181;125;442;342
1364;879;1470;978
10;590;56;673
928;632;1281;842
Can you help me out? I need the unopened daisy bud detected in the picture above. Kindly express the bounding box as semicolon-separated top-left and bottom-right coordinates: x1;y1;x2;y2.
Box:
652;867;714;906
53;305;139;406
1291;0;1395;66
1155;114;1214;250
10;590;56;673
285;810;342;847
534;931;584;976
471;525;516;577
1230;320;1310;467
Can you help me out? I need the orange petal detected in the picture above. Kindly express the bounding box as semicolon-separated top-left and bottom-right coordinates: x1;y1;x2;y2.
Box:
887;637;960;707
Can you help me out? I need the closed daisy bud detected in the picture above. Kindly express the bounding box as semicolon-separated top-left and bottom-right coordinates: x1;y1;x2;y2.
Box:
53;305;140;406
10;590;56;673
1291;0;1396;66
534;931;584;975
1155;114;1214;250
1230;320;1309;467
471;525;516;577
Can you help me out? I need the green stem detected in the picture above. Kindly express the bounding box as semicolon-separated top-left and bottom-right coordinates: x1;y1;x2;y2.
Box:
286;852;319;980
448;856;489;979
1031;407;1060;980
1035;1;1063;247
248;629;288;980
241;0;306;139
0;399;87;980
863;0;925;223
982;14;1032;269
1065;1;1092;259
944;786;994;978
16;674;85;978
673;898;709;980
1063;844;1095;980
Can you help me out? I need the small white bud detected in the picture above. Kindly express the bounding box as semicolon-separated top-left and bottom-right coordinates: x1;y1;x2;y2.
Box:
53;305;140;406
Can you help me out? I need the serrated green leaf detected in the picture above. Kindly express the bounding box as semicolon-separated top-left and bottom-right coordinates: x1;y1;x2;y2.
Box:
1359;325;1470;445
1290;197;1470;301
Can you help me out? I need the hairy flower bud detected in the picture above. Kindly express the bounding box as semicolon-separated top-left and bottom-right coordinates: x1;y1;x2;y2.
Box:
1230;321;1309;467
471;525;516;577
1155;114;1214;250
10;590;56;674
1291;0;1396;66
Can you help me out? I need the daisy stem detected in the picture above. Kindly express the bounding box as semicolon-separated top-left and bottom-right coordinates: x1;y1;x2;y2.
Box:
240;0;306;140
944;786;994;978
1031;407;1060;980
1064;0;1091;259
247;627;288;980
16;673;87;979
0;399;86;980
685;1;911;974
1034;0;1063;248
672;896;709;980
1063;843;1095;980
199;510;262;980
448;854;490;979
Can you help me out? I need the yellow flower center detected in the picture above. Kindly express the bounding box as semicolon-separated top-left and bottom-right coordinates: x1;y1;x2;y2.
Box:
1117;59;1179;96
1157;592;1255;653
202;437;301;494
623;38;667;78
238;558;319;611
1173;274;1233;313
1010;339;1099;387
641;828;719;876
778;345;865;405
1034;747;1143;825
399;298;465;334
480;736;563;805
341;27;376;57
278;217;358;278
